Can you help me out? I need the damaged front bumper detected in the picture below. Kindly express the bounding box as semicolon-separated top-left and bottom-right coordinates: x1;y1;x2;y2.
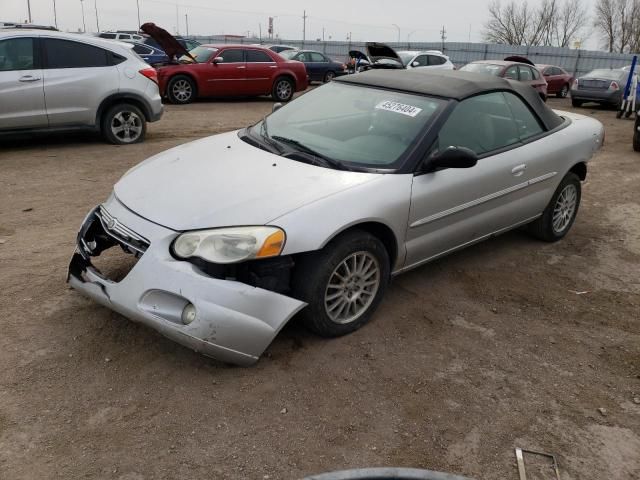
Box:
67;195;306;366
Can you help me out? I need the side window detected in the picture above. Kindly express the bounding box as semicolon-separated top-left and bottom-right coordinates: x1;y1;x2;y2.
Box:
437;92;521;156
133;44;152;55
503;92;544;141
531;67;540;80
413;55;428;67
217;49;244;63
504;65;519;80
44;39;110;68
119;34;131;40
555;67;565;75
428;55;446;66
518;66;533;81
310;52;326;62
100;33;117;39
246;50;273;63
296;52;309;62
0;38;35;71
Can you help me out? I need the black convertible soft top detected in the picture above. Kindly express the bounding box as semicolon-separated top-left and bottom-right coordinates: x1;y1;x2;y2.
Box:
336;69;564;131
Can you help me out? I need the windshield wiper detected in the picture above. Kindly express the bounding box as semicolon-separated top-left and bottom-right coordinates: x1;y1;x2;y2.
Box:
270;136;349;170
259;117;284;154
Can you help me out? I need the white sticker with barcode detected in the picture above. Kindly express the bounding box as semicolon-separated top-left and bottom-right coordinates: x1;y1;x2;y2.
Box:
375;100;423;117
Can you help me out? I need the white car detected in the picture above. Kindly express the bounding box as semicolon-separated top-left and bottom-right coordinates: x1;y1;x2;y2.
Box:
398;50;454;70
98;32;144;43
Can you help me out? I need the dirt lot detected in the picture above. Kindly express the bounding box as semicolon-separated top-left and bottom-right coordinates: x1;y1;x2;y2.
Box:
1;96;639;480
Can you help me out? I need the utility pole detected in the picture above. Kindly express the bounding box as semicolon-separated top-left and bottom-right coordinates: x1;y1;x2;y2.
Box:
80;0;86;32
53;0;58;28
94;0;100;31
392;24;400;44
26;0;32;23
302;10;307;42
322;27;325;42
136;0;141;29
185;14;189;36
259;23;262;43
175;4;179;34
440;25;447;52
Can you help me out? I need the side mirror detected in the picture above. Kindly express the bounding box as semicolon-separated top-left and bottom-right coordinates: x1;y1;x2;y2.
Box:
212;56;223;64
272;102;283;113
425;147;478;172
412;61;420;67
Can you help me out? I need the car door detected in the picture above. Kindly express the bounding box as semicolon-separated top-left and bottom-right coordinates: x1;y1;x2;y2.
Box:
205;48;247;96
245;49;277;95
42;38;120;126
542;67;558;93
311;52;332;80
405;91;546;268
409;54;428;69
0;36;47;129
302;52;322;81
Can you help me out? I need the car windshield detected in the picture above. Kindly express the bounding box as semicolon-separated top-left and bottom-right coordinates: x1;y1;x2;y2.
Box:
460;63;503;76
398;52;416;65
585;69;625;80
252;82;444;169
279;50;298;60
181;46;217;63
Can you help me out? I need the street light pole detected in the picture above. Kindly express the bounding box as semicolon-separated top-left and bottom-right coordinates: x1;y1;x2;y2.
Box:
53;0;58;28
185;14;189;36
80;0;86;32
94;0;100;32
407;30;417;48
392;23;400;44
26;0;32;23
136;0;141;29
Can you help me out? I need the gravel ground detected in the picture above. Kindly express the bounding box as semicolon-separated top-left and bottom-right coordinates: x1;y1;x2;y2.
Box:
0;96;639;480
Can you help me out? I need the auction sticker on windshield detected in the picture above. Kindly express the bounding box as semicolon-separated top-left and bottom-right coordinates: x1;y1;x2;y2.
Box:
375;100;423;117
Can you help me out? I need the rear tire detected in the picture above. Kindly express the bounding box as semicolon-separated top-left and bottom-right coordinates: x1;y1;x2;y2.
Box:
633;119;640;151
324;71;336;83
527;173;581;242
272;77;295;102
557;84;569;98
292;230;390;337
167;75;196;104
571;99;583;108
101;103;146;145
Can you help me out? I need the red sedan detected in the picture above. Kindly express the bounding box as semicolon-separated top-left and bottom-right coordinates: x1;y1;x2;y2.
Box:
460;59;548;100
537;64;574;98
157;44;308;104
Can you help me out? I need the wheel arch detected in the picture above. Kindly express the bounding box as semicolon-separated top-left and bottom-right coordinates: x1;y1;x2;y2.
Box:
569;161;587;181
316;221;399;269
96;93;153;125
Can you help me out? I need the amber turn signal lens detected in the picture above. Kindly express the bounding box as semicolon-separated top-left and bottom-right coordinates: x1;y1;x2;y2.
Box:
256;230;285;258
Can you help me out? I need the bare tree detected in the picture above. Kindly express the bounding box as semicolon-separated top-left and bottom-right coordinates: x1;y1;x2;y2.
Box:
594;0;640;53
484;0;588;47
594;0;618;52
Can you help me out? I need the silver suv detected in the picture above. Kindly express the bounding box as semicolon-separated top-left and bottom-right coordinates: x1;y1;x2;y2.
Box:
0;29;163;144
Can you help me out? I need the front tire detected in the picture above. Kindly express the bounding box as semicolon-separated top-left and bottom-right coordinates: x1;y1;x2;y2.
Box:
101;103;146;145
571;99;583;108
272;77;294;102
292;230;390;337
528;173;581;242
167;75;196;104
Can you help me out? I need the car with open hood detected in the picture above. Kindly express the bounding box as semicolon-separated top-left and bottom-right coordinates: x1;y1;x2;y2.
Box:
348;43;406;72
68;69;603;366
460;57;548;100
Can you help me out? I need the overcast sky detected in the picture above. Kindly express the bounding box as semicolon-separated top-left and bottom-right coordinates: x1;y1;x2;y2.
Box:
4;0;597;46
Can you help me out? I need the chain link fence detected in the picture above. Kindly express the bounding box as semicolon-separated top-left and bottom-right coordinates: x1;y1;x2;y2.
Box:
191;36;638;77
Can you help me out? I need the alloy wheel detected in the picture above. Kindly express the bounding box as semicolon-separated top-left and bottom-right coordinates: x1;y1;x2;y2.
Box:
276;80;292;100
552;184;578;234
324;251;381;325
172;79;193;102
110;111;143;143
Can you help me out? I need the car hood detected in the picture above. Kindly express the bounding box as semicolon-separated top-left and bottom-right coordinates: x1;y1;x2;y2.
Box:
114;131;380;231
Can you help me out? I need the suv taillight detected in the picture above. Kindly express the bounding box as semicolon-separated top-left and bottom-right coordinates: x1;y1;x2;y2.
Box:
139;68;158;84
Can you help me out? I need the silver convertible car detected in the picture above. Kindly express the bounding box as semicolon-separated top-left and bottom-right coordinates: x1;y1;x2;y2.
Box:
68;70;604;365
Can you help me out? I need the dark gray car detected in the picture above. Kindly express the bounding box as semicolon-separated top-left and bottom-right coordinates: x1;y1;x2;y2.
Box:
571;68;628;108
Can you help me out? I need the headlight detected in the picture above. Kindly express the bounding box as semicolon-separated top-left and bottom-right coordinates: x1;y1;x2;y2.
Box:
172;226;286;264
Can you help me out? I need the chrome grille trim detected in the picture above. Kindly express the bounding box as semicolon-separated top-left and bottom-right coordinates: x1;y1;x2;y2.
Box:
97;205;150;254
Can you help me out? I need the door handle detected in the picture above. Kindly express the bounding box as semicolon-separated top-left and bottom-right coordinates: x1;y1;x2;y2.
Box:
269;65;277;68
19;75;41;82
236;66;246;69
511;164;527;176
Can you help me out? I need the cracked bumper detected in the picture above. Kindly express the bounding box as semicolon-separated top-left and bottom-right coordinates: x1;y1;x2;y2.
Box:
67;195;306;366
